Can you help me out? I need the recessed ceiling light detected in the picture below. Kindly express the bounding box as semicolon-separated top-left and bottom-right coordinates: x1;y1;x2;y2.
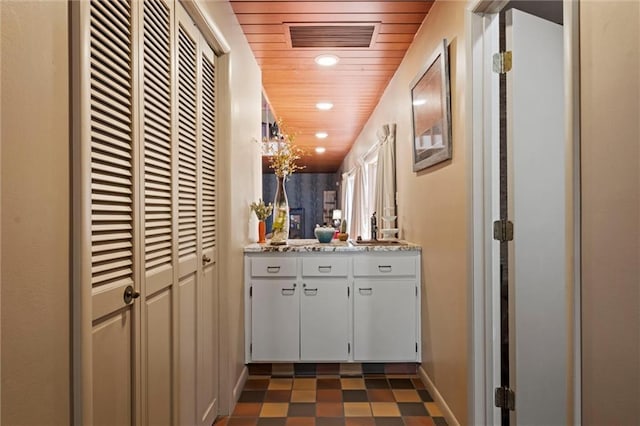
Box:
314;54;339;66
316;102;334;111
315;147;326;154
412;99;427;106
315;132;328;139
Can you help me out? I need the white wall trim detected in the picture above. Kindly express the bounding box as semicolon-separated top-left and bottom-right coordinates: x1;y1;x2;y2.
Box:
180;0;230;55
232;366;249;409
418;366;460;426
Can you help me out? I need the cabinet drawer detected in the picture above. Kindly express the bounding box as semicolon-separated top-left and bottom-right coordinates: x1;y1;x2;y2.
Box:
251;257;297;277
353;256;416;277
302;257;349;277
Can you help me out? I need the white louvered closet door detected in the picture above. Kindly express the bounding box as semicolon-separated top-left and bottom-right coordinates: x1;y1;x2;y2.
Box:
175;4;219;425
87;0;138;424
139;0;175;424
197;38;219;426
176;5;203;426
80;1;219;424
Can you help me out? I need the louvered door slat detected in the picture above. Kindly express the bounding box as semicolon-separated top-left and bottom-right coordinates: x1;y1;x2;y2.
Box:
177;23;198;260
201;54;216;250
142;0;173;275
91;1;130;41
89;0;133;292
90;17;131;56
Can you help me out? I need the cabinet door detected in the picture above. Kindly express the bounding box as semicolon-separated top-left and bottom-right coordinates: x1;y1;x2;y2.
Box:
251;280;300;361
354;280;417;361
300;280;350;361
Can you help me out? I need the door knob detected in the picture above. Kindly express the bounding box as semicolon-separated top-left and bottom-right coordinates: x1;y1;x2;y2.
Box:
123;285;140;305
202;254;212;265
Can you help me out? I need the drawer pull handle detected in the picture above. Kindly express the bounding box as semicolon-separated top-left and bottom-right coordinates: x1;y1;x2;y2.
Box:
378;265;392;272
318;265;332;272
358;287;373;295
304;288;318;296
281;284;296;296
267;266;281;273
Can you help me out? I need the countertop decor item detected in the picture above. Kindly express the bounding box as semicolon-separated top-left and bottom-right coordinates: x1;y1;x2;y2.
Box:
338;219;349;241
267;119;305;245
314;225;335;244
250;198;273;221
250;199;273;243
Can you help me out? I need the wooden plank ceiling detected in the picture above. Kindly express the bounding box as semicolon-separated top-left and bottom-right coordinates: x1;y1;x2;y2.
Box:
230;0;433;173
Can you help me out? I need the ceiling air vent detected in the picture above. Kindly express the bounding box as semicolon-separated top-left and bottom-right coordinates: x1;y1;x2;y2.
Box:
288;25;376;48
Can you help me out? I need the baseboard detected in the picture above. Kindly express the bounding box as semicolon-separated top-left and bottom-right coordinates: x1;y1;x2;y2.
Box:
418;365;460;426
231;366;249;412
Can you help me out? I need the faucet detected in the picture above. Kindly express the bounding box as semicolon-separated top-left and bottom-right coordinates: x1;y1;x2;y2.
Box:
370;212;378;240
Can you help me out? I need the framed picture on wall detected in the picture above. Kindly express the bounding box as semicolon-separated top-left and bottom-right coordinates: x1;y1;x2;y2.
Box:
410;39;452;172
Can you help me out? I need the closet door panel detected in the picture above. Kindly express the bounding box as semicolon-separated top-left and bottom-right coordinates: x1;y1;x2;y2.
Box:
176;6;201;425
145;289;172;426
197;42;219;426
140;0;174;424
87;0;136;424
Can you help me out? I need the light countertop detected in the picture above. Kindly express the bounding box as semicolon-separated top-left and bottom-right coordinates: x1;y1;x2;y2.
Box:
244;239;421;253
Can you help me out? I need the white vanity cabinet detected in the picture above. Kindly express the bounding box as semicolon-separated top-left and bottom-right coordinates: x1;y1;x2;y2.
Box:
300;257;350;361
244;243;421;363
352;253;420;361
248;256;299;361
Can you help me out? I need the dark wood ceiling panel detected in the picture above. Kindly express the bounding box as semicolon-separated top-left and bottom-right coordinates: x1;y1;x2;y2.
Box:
230;0;432;172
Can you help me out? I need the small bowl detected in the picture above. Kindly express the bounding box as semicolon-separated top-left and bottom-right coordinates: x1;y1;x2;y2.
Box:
314;226;335;243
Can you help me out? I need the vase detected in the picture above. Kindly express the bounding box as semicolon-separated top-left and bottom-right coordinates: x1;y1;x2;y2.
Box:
270;174;289;245
258;221;266;243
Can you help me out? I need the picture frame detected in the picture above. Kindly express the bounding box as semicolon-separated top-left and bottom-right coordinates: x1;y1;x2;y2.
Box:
410;39;452;172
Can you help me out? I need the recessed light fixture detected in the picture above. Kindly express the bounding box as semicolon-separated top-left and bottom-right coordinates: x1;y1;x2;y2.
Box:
314;54;339;67
315;132;328;139
412;99;427;106
315;147;326;154
316;102;334;111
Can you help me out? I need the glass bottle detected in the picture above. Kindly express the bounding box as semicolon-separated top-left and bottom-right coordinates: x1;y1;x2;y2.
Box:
270;174;289;244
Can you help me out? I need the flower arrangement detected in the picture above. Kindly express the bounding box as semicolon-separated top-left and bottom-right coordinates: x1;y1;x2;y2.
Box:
268;119;305;177
250;198;273;221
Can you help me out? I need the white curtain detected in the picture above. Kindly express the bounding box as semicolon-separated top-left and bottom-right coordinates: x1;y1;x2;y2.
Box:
350;163;367;239
341;172;354;235
375;124;397;231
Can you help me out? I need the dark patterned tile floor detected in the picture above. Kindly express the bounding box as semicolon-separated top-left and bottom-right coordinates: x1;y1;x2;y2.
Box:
215;364;447;426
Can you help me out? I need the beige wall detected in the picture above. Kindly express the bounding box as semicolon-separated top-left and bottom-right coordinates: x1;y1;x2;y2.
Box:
195;0;263;415
581;1;640;424
342;1;469;423
1;0;71;424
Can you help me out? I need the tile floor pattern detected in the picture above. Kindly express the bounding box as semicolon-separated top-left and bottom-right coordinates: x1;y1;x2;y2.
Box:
215;364;448;426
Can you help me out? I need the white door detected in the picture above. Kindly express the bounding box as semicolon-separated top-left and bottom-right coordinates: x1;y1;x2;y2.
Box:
140;0;175;424
197;33;219;426
251;280;300;361
176;4;219;425
353;280;417;361
300;280;350;361
85;0;138;424
506;9;567;425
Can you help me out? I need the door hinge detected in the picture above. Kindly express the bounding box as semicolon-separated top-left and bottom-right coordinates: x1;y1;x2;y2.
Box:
493;51;512;74
494;387;515;411
493;220;514;242
416;342;418;353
